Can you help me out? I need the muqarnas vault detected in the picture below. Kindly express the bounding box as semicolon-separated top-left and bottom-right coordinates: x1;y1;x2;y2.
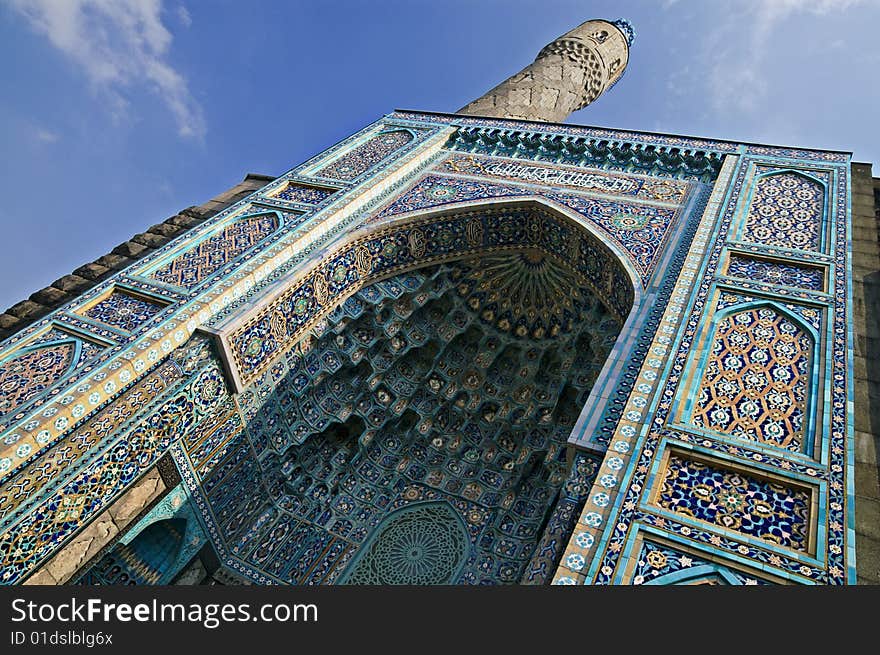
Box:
0;18;876;586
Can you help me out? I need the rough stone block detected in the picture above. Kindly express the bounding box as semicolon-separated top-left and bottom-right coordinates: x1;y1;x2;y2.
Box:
94;253;132;270
23;568;58;585
855;463;880;501
180;206;215;220
855;535;880;583
107;468;166;527
165;213;202;229
855;430;878;467
856;496;880;542
30;286;69;307
50;274;92;293
132;232;169;249
147;222;183;238
7;300;47;320
73;262;111;281
112;240;149;258
44;511;119;584
0;313;21;330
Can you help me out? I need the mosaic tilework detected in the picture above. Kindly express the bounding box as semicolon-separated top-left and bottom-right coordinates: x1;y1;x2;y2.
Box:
274;183;336;205
79;290;165;333
632;539;767;585
654;453;812;552
150;212;280;288
76;483;206;585
0;109;854;587
391;111;740;154
441;154;690;203
521;451;601;583
180;400;244;480
0;329;104;418
316;130;414;181
0;361;226;585
554;154;850;586
374;173;685;283
726;254;825;292
205;254;623;584
341;502;469;584
691;306;813;452
741;171;825;252
229;205;634;386
0;361;181;524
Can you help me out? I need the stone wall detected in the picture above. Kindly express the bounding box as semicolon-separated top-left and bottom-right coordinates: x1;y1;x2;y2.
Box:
849;161;880;584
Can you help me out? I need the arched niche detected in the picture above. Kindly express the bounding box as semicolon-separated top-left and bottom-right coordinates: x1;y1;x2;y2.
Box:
680;298;820;456
739;169;828;253
215;198;642;584
75;518;188;585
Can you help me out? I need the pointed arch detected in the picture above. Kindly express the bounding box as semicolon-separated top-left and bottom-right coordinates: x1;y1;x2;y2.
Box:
740;168;827;252
221;197;641;391
684;298;820;454
340;501;470;584
0;338;82;417
644;563;744;585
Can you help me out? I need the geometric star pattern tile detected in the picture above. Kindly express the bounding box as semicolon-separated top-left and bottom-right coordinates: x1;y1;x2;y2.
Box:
726;254;824;292
631;540;768;585
275;183;336;205
316;130;414;181
655;453;812;551
79;289;165;333
742;171;824;252
150;213;280;289
692;306;812;452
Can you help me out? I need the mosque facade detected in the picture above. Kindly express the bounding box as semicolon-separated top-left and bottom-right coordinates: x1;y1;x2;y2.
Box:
0;19;875;586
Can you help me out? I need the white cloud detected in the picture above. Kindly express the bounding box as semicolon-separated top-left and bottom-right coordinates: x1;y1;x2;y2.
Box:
7;0;205;139
33;127;60;144
700;0;879;115
176;5;191;28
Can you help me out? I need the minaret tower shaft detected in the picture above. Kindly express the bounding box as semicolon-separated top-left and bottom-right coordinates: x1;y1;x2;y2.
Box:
458;18;634;123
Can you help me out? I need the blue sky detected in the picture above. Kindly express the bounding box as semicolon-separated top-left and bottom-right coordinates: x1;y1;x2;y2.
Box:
1;0;878;312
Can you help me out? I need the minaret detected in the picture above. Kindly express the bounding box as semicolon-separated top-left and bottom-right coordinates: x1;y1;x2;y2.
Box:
458;18;634;124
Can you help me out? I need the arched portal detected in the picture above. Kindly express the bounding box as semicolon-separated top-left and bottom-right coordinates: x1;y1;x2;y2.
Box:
75;518;187;585
230;201;638;584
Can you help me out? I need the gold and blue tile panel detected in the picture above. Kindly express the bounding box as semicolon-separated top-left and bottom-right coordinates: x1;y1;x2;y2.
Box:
555;152;851;585
271;181;338;206
76;287;168;334
689;304;813;453
314;130;415;182
0;360;226;584
372;171;690;284
148;211;282;289
0;326;107;423
649;450;813;552
735;166;831;254
0;360;181;527
725;253;825;292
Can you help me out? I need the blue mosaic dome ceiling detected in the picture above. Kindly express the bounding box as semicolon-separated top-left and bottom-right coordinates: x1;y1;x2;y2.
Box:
229;252;625;583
